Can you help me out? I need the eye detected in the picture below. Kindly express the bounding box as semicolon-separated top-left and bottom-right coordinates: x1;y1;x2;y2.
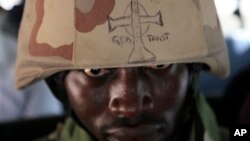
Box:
83;68;111;77
149;64;172;70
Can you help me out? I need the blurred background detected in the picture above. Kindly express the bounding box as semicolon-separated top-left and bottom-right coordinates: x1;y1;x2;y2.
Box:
0;0;249;140
0;0;63;123
0;1;64;140
199;0;250;126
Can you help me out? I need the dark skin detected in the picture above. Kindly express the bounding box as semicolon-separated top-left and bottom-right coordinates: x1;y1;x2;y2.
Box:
64;64;189;141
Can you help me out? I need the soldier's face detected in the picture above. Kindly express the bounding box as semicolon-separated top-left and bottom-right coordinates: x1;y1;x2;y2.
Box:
65;64;189;141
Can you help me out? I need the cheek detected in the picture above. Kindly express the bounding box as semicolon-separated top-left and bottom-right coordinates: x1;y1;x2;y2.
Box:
66;80;110;130
157;79;179;108
153;75;188;111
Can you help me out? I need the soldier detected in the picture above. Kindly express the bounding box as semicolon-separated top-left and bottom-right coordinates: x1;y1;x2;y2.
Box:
15;0;229;141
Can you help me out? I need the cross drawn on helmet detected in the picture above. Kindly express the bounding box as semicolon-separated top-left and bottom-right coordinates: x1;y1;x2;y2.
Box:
108;0;164;64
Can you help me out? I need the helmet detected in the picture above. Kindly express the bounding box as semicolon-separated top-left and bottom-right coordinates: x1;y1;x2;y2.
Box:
15;0;229;89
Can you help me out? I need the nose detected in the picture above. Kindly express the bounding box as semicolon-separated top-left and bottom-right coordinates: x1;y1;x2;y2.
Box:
109;68;154;118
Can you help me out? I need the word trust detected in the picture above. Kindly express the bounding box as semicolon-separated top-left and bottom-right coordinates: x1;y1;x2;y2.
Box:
112;32;170;47
147;32;170;42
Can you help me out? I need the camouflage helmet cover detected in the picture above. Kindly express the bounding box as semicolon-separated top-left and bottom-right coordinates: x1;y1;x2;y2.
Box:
15;0;229;89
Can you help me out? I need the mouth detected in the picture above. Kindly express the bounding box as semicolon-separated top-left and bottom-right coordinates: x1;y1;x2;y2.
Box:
105;124;166;141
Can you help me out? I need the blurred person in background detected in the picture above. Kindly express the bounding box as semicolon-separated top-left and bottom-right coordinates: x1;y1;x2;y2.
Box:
0;1;63;123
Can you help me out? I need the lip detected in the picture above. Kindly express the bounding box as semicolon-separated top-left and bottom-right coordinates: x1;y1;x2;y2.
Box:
105;124;165;141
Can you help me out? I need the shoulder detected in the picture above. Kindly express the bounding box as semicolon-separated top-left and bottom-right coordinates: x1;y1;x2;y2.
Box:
219;127;229;141
33;117;94;141
33;123;64;141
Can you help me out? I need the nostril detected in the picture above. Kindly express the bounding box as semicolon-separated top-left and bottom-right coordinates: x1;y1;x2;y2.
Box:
109;97;139;118
143;95;154;110
109;98;120;111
